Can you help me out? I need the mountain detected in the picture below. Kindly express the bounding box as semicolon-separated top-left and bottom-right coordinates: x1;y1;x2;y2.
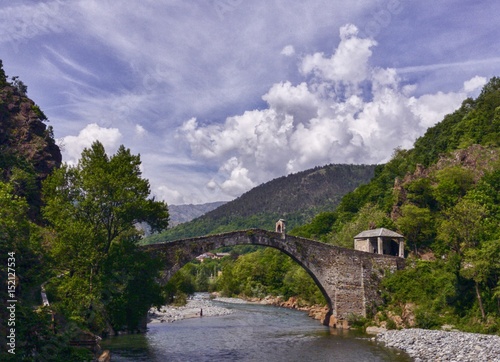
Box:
146;163;377;242
169;201;226;226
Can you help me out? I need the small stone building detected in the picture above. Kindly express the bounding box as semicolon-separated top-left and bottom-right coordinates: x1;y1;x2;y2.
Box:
275;219;286;234
354;228;405;258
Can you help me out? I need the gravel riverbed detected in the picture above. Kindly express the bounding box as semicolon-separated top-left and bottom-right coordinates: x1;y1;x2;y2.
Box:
148;299;233;323
377;328;500;362
148;296;244;323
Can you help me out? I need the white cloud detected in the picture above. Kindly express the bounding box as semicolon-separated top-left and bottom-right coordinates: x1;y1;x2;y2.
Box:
218;157;256;196
409;91;467;129
262;82;318;122
0;1;72;44
463;76;487;93
300;24;377;86
155;185;185;205
179;24;484;199
135;124;147;137
58;123;122;165
281;45;295;56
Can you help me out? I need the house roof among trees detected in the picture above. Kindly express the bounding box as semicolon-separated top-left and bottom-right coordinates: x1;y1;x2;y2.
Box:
354;228;404;239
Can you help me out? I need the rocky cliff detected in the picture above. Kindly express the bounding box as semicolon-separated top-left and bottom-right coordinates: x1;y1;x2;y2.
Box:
0;60;62;219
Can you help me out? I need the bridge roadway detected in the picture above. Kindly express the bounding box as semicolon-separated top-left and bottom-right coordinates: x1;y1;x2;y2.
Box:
141;229;405;327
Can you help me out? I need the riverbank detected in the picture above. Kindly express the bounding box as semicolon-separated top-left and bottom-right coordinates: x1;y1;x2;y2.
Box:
231;294;330;322
148;296;234;323
377;328;500;362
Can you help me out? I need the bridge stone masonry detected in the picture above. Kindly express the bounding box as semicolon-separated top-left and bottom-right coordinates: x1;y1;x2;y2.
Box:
141;229;405;328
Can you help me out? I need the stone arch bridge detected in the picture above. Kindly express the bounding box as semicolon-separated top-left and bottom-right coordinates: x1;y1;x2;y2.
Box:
141;229;405;326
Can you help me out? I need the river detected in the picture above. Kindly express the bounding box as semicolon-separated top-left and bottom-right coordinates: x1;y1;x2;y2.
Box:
102;301;412;361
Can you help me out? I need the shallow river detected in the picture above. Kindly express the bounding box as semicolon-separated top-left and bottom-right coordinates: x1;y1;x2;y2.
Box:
102;302;412;361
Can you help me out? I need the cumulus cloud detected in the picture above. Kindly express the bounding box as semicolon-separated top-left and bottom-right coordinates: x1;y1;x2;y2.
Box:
300;24;377;85
218;157;256;196
58;123;122;165
177;24;485;199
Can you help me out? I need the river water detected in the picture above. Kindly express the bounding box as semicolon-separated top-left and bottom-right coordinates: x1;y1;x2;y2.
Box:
102;301;412;361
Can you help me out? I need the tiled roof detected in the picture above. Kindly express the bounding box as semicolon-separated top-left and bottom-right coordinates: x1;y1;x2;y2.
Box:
354;228;404;239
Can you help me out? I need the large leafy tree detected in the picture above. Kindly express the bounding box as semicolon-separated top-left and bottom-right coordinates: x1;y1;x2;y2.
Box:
461;239;500;320
396;204;435;254
437;199;487;256
43;141;169;333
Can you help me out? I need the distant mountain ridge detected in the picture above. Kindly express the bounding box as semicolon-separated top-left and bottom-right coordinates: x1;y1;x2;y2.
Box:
146;163;377;242
169;201;226;226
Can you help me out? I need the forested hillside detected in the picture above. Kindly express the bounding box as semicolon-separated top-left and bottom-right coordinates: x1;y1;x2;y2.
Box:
291;77;500;333
0;60;67;359
146;163;376;242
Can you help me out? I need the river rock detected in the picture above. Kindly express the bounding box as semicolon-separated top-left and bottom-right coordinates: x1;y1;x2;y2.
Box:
148;297;233;324
377;328;500;362
366;326;387;335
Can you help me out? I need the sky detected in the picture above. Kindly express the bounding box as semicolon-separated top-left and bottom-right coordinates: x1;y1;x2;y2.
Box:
1;0;499;205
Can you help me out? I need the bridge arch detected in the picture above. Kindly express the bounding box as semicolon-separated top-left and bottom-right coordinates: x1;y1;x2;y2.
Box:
141;229;404;326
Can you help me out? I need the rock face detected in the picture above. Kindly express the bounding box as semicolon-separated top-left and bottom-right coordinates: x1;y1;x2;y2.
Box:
0;62;62;218
378;328;500;362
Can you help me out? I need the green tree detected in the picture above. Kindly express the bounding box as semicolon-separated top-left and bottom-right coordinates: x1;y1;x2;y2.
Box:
328;204;394;248
102;238;165;330
396;204;434;254
433;166;474;209
42;141;169;333
0;181;30;250
437;199;487;256
0;182;90;361
461;239;500;320
381;259;459;329
10;75;28;96
290;212;336;240
405;177;437;209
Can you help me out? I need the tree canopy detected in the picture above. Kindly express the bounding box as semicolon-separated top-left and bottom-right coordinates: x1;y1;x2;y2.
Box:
43;141;169;334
